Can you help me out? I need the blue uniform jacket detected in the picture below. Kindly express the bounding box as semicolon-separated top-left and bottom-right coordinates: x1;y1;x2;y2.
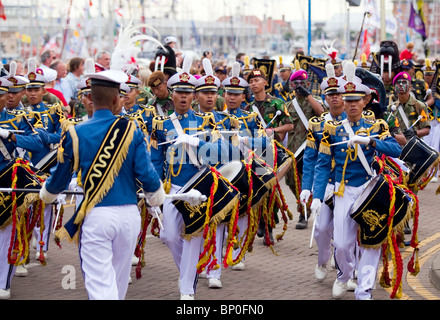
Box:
312;117;401;201
0;108;43;171
45;109;161;207
150;108;228;187
302;111;346;191
26;102;64;164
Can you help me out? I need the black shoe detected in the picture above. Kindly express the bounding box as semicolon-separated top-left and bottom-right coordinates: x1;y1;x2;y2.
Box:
296;215;308;229
263;231;274;245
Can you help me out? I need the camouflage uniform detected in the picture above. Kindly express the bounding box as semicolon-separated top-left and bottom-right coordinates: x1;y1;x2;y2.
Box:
244;93;293;142
284;95;325;201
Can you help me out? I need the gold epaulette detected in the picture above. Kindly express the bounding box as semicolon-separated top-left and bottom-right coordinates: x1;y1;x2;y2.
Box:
142;105;157;117
195;111;214;128
368;118;390;139
306;128;317;149
229;114;240;130
46;103;63;115
274;82;284;91
6;109;26;121
308;115;325;132
323;119;342;136
60;117;83;133
152;115;169;131
362;110;376;121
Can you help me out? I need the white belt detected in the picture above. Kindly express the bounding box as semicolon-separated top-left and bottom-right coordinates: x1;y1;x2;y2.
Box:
170;113;202;168
292;98;309;130
341;119;374;176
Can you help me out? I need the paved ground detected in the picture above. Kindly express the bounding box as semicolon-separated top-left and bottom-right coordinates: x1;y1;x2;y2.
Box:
8;178;440;306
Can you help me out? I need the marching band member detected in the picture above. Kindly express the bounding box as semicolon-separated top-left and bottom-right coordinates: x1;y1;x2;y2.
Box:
0;77;43;299
311;62;401;300
285;67;325;229
39;69;165;300
22;59;65;262
244;69;293;242
300;64;347;282
222;63;270;270
150;56;228;300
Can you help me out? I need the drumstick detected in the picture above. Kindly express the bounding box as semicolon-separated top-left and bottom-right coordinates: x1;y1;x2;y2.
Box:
150;207;164;231
157;131;208;146
265;110;282;129
309;214;317;248
0;188;208;206
330;134;379;146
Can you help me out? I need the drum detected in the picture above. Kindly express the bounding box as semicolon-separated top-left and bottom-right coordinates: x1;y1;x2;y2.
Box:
35;149;58;175
260;140;294;180
218;160;269;217
0;159;44;228
350;174;412;248
400;136;440;187
172;165;240;236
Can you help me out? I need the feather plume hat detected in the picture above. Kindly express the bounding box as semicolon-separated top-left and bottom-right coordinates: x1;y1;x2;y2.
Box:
195;58;221;92
222;61;249;94
6;60;29;92
167;54;198;92
322;39;342;67
337;61;371;100
25;57;47;89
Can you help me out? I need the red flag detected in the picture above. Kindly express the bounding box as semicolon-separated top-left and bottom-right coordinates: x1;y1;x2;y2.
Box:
0;1;7;20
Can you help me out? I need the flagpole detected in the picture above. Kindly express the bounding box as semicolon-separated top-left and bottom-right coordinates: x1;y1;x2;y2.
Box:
307;0;311;56
380;0;386;41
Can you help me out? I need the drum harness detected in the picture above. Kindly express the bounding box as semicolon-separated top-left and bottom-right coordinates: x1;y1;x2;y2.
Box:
169;113;203;168
0;138;12;161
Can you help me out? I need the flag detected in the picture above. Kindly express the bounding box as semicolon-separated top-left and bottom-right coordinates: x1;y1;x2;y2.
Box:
408;0;426;40
0;1;6;20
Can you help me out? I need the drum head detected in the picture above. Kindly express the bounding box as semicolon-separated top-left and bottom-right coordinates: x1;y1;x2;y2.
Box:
350;174;412;247
400;136;440;185
217;161;243;182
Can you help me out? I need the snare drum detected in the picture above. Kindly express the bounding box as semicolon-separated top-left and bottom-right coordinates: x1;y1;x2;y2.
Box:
400;136;440;187
218;160;269;217
172;165;240;236
350;174;412;248
0;159;44;228
35;149;58;175
260;140;295;180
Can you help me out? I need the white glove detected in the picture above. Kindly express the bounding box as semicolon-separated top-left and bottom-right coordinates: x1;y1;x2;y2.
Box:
56;193;67;205
299;189;311;203
0;128;9;139
347;135;370;148
68;178;78;191
144;181;166;207
310;199;322;216
39;181;59;204
174;134;200;147
238;136;248;146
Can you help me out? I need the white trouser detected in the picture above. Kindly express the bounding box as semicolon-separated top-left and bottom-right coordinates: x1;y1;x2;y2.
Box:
232;214;248;261
355;246;381;300
33;204;53;252
79;204;140;300
160;184;203;295
333;182;367;283
333;181;381;298
314;184;334;266
206;223;226;280
0;223;16;290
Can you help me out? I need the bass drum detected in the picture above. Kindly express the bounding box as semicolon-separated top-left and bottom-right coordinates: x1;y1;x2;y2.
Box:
218;160;269;218
350;174;412;248
400;136;440;187
172;165;240;236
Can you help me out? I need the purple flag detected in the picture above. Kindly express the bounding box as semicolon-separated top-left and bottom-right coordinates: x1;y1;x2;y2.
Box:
408;2;427;39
